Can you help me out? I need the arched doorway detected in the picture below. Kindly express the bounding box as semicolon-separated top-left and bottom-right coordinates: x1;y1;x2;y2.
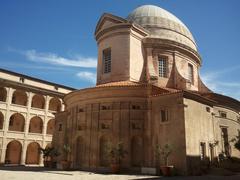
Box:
5;140;22;164
131;136;143;167
0;112;3;130
12;90;28;106
0;87;7;102
49;98;61;112
99;135;110;167
76;136;85;167
46;119;55;135
29;116;43;133
8;113;25;132
26;142;40;164
31;94;45;109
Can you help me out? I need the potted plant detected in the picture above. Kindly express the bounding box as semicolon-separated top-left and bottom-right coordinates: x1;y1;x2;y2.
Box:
61;144;71;170
50;148;60;168
39;146;54;167
155;143;173;176
107;142;127;173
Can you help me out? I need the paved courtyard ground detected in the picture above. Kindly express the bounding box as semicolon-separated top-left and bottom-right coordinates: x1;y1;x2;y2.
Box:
1;166;240;180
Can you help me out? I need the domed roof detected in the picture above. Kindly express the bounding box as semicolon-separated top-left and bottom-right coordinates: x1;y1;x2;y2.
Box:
127;5;197;51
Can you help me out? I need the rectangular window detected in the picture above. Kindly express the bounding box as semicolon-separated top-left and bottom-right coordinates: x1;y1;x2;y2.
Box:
188;63;194;83
103;48;111;73
200;142;206;160
221;127;230;156
158;57;167;77
58;124;62;131
160;109;168;122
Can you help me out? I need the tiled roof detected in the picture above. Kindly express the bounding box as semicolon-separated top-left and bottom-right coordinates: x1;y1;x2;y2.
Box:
96;81;145;87
201;92;240;111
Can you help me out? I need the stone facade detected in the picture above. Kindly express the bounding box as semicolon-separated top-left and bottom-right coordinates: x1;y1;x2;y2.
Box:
52;5;240;175
0;68;74;165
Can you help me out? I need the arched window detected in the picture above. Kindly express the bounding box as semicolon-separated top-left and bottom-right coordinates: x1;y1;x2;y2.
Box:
8;113;25;132
12;90;28;106
5;140;22;164
99;135;110;167
0;112;4;130
26;142;40;164
0;87;7;102
47;119;55;135
29;116;43;133
49;97;61;112
131;136;143;167
31;94;45;109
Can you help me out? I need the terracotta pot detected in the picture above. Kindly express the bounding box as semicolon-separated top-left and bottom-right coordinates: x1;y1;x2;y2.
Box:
110;163;120;173
43;160;51;168
160;166;173;176
61;160;71;170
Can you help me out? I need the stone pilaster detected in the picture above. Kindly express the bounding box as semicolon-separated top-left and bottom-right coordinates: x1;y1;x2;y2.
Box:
20;141;27;165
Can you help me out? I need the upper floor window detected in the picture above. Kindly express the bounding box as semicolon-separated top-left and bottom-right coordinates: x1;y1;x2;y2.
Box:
160;109;168;122
158;56;167;77
103;48;111;74
188;63;194;84
220;111;227;118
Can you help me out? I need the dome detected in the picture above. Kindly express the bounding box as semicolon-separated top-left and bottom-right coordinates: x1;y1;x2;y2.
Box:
127;5;197;51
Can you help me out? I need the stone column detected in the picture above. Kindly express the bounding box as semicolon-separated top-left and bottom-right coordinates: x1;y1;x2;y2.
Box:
24;92;33;135
1;87;14;163
43;122;47;137
0;143;7;163
61;103;65;111
20;141;27;165
4;87;14;133
45;96;50;112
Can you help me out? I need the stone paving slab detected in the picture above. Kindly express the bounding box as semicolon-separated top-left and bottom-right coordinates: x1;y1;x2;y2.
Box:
1;167;240;180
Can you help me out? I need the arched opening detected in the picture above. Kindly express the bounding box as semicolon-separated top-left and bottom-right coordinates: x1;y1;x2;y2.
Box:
31;94;45;109
131;136;143;167
76;136;85;167
49;98;61;112
26;142;40;164
12;90;28;106
8;113;25;132
5;140;22;164
29;116;43;133
99;135;110;167
46;119;55;135
0;87;7;102
0;112;3;130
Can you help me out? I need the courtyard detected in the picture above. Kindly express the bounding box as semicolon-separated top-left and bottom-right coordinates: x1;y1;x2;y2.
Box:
0;167;240;180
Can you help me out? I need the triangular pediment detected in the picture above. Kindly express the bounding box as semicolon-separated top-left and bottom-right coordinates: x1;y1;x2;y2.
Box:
95;13;128;35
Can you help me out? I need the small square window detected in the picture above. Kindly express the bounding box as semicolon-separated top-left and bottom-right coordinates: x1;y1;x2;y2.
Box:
101;105;110;110
206;107;210;112
19;77;25;83
79;108;84;113
132;105;140;110
220;111;227;118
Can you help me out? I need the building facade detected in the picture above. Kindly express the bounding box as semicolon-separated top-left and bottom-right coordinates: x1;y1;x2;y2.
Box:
0;68;74;165
52;5;240;174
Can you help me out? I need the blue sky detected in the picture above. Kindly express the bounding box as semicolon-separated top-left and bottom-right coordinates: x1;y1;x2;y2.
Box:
0;0;240;100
